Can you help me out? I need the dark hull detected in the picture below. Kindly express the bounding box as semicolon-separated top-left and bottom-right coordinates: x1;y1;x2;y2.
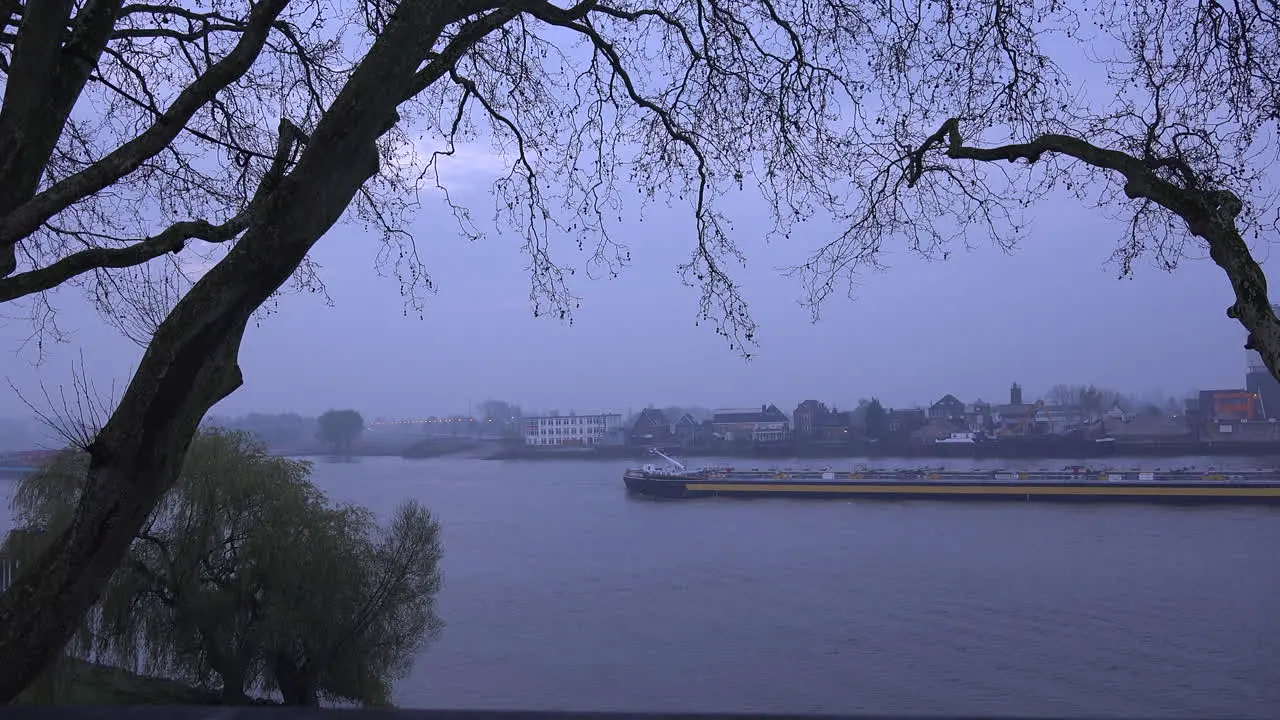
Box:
622;473;1280;505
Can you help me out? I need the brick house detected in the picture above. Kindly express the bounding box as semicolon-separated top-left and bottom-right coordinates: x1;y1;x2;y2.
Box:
671;413;711;449
628;408;673;446
887;408;927;436
712;404;790;444
928;394;966;422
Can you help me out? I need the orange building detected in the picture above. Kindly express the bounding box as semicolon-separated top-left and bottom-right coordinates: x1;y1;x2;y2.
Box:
1198;389;1260;421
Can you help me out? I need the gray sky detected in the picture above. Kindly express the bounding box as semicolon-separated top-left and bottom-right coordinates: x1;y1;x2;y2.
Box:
1;16;1275;422
1;180;1269;421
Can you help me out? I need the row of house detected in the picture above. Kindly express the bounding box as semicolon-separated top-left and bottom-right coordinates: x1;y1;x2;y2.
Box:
518;385;1098;449
522;371;1280;449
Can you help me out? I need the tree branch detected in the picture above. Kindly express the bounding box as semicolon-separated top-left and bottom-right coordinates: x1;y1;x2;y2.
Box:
521;0;757;351
0;0;292;268
0;117;305;303
0;219;246;303
0;0;125;280
114;3;249;42
910;116;1280;383
403;2;530;100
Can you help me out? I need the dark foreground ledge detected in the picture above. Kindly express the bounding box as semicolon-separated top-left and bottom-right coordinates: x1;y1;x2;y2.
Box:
0;710;1249;720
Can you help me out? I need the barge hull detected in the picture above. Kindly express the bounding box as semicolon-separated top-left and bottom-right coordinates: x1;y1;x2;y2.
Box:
623;475;1280;504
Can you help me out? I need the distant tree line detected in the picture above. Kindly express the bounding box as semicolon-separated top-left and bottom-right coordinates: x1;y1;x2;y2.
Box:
316;410;365;454
205;410;367;455
205;413;319;450
1042;384;1186;418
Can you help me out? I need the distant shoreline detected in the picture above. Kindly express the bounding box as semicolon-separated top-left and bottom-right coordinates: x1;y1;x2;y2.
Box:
8;439;1279;473
266;439;1280;462
482;440;1280;462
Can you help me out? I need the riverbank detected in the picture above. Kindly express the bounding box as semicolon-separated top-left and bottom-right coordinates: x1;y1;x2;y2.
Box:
10;438;1280;470
14;658;235;705
488;440;1280;461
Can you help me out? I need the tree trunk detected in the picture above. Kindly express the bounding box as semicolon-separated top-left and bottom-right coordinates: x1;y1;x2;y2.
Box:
272;652;320;707
201;631;253;705
0;0;121;276
1195;215;1280;383
217;665;252;705
0;0;455;700
935;122;1280;386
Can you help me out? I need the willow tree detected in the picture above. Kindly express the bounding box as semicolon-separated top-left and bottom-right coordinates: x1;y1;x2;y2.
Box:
9;429;443;705
1;0;1278;699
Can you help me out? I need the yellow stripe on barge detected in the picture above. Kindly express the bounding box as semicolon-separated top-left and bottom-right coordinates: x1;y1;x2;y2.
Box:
624;472;1280;504
683;482;1280;499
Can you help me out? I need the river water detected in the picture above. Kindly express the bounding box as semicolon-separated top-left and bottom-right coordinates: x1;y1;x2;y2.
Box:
4;455;1279;716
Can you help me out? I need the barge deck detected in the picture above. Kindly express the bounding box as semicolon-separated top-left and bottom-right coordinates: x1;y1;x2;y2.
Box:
622;451;1280;504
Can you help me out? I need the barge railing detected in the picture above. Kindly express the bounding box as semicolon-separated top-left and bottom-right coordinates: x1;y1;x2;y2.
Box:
637;467;1280;483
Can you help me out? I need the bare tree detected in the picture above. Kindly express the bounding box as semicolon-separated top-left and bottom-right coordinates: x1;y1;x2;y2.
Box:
0;0;867;697
1044;384;1129;420
794;0;1280;381
7;352;116;450
1045;384;1084;408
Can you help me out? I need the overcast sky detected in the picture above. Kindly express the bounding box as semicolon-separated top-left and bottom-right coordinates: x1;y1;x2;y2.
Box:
1;14;1276;423
2;174;1268;422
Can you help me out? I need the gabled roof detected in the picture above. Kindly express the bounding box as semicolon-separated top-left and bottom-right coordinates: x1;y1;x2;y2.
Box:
712;404;788;424
632;408;670;429
673;413;698;427
931;394;964;408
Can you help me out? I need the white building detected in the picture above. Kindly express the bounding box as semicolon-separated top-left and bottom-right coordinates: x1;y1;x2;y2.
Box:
524;413;624;446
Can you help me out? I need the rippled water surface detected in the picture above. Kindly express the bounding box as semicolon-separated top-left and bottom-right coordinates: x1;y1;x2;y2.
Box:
314;456;1279;717
5;455;1278;716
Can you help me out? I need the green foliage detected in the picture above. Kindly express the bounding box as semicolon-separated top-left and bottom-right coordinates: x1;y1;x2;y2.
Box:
317;410;365;454
9;428;443;707
263;500;444;706
863;399;889;440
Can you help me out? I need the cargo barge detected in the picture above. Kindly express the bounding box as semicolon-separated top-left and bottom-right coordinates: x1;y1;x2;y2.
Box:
623;451;1280;504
